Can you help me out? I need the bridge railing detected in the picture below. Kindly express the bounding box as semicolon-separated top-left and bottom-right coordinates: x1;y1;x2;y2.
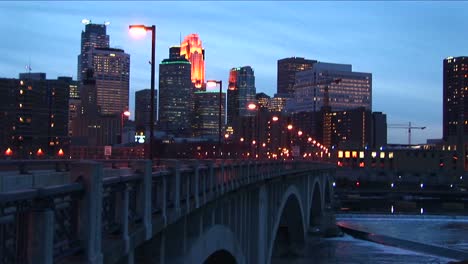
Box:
0;159;334;264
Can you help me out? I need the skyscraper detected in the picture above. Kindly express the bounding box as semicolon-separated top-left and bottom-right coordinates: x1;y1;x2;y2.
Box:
77;22;130;116
193;91;226;138
277;57;316;96
180;34;205;89
135;89;158;129
159;50;192;136
87;48;130;115
77;22;109;82
443;56;468;143
227;66;256;125
287;62;372;113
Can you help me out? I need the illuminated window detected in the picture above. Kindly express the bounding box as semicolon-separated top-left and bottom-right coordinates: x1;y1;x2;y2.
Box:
389;152;394;159
338;151;343;158
371;152;377;158
352;151;358;158
380;152;385;159
345;151;351;158
359;151;364;159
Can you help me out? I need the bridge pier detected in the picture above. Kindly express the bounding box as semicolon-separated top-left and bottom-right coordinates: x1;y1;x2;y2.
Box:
71;161;103;264
26;207;54;264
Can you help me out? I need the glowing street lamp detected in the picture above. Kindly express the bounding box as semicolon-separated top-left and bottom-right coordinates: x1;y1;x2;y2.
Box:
272;116;279;122
129;24;156;160
5;148;13;157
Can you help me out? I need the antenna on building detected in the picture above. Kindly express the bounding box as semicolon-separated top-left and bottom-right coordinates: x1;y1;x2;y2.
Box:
26;57;32;74
179;32;182;46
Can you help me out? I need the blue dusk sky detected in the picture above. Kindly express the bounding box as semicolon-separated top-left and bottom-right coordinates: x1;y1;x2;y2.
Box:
1;1;468;144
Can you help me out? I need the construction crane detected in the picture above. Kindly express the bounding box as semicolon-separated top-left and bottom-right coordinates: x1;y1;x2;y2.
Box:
388;122;426;145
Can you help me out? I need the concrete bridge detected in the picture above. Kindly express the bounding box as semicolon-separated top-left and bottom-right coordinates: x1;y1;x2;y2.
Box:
0;159;336;264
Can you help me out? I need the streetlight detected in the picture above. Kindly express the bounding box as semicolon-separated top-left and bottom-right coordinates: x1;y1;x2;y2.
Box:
121;110;130;144
247;103;260;158
129;24;156;160
207;80;223;158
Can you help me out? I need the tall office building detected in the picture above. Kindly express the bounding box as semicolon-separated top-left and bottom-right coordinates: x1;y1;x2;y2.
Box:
77;22;109;81
0;73;70;158
77;22;130;116
159;50;192;136
135;89;158;129
61;77;80;137
227;66;256;125
193;91;226;138
180;34;205;89
287;62;372;113
84;48;130;115
277;57;316;96
443;56;468;143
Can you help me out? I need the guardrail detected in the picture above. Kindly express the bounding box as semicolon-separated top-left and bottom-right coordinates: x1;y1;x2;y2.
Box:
0;159;334;264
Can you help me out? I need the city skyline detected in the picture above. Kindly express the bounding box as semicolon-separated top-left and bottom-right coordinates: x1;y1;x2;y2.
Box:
2;1;468;144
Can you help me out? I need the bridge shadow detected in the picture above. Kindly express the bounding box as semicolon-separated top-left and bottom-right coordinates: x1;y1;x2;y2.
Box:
204;249;237;264
271;191;306;260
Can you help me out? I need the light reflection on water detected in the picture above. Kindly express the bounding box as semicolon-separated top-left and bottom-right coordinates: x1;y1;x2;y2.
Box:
273;216;467;263
272;234;453;264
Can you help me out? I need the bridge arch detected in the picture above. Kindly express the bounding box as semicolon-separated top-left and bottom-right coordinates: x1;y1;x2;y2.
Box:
269;185;306;260
309;181;323;228
185;225;245;264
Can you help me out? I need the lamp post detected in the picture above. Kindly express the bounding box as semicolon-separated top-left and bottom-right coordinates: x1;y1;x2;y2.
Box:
129;24;156;161
248;103;259;158
207;80;223;158
121;110;130;144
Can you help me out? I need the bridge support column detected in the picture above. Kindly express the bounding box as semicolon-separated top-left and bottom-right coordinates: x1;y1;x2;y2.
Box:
257;185;268;264
174;160;181;215
26;207;54;264
193;161;200;208
115;184;130;253
208;161;214;200
132;160;152;240
71;161;103;264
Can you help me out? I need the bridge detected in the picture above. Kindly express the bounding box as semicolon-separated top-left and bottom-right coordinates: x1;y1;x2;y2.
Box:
0;159;336;264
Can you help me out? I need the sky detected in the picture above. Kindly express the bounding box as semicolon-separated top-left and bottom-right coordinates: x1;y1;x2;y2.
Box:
1;1;468;144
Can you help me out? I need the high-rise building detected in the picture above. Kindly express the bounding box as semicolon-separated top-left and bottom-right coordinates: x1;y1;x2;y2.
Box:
287;62;372;113
256;92;271;109
322;107;372;148
227;66;256;125
180;34;205;89
443;56;468;143
0;73;70;158
372;112;387;148
135;89;158;129
159;51;192;137
77;23;130;116
59;76;80;137
84;47;130;115
277;57;316;96
77;23;109;81
193;91;226;138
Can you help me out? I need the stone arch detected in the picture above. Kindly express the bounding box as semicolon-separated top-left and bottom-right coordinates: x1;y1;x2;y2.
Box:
268;185;306;260
309;181;322;228
185;225;245;264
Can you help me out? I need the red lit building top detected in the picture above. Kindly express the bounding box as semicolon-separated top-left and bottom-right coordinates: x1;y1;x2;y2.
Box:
180;34;205;88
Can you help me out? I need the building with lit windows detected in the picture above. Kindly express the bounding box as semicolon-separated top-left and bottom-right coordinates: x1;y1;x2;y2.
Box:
443;56;468;143
77;22;109;82
0;73;70;158
269;95;288;112
277;57;316;96
256;92;270;108
61;77;80;137
192;91;226;138
83;47;130;115
227;66;256;125
180;34;205;89
287;62;372;113
159;50;192;137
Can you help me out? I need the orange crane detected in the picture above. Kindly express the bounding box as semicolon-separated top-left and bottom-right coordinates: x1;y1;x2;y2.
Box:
388;122;426;145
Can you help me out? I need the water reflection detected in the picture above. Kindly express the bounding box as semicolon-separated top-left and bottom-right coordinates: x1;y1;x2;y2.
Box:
272;233;454;264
